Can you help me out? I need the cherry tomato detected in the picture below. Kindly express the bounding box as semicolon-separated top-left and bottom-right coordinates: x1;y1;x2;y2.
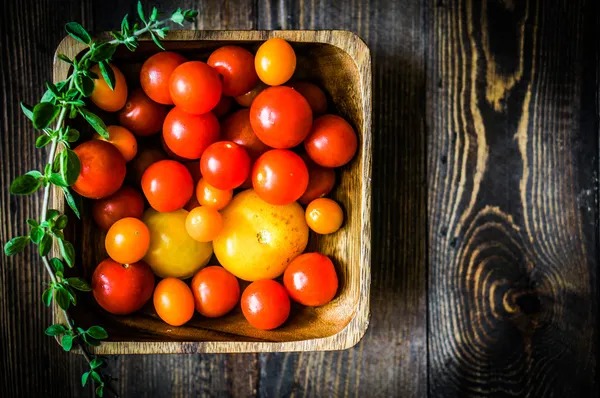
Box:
92;258;155;315
160;134;189;162
191;266;240;318
288;82;327;115
163;107;220;160
142;160;194;212
153;278;195;326
141;51;187;104
119;88;168;136
90;63;128;112
255;38;296;86
105;217;151;264
92;186;145;231
212;96;233;118
234;81;267;107
185;206;223;242
169;61;222;115
304;114;357;167
128;147;167;184
252;149;309;205
93;125;137;162
250;86;312;148
196;178;232;210
221;109;271;161
241;280;290;330
305;198;344;234
283;253;338;306
207;46;258;96
200;141;251;190
73;140;126;199
298;154;335;204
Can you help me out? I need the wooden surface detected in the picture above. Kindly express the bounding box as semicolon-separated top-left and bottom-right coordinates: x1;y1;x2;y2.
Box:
0;0;596;397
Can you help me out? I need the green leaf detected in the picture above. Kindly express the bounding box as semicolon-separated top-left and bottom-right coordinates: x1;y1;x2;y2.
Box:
90;358;103;369
91;43;117;62
82;334;101;347
62;187;81;219
45;82;61;98
150;32;165;50
137;1;145;22
96;385;104;398
61;334;74;351
65;22;91;45
150;7;158;21
30;226;44;244
86;326;108;340
50;258;65;274
86;70;99;80
42;287;53;306
91;370;103;384
55;215;68;230
110;31;125;42
98;61;116;90
32;102;60;129
49;173;68;187
82;371;91;387
121;14;130;33
154;28;167;39
35;134;53;148
57;54;72;64
41;81;67;103
4;236;30;256
46;209;59;220
183;9;198;21
58;148;80;186
58;239;75;267
55;286;70;310
10;174;41;195
79;109;109;138
26;218;39;228
63;128;80;143
45;324;67;336
21;102;34;121
39;234;52;256
75;74;95;97
171;9;184;25
66;277;91;292
65;285;77;305
69;106;78;119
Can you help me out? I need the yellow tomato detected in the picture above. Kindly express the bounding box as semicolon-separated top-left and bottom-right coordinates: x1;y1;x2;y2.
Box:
142;209;212;279
213;189;308;281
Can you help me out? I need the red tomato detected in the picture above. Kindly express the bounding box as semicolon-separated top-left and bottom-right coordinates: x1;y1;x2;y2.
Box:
90;63;128;112
92;186;145;231
212;96;233;118
153;278;195;326
200;141;251;190
288;82;327;115
234;81;267;107
160;134;189;162
128;147;167;184
241;280;290;330
298;154;335;204
283;253;338;306
163;107;220;160
93;125;137;162
119;88;168;136
72;140;126;199
250;86;312;148
141;52;187;104
255;38;296;86
191;266;240;317
207;46;259;97
221;109;271;161
92;258;155;315
304;114;358;167
142;160;194;212
252;149;309;205
169;61;222;115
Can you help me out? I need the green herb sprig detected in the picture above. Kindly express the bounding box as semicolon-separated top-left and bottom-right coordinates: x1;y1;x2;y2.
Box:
4;3;197;396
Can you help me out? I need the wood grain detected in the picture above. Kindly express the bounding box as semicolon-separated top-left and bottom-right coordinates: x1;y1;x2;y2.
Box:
426;0;598;396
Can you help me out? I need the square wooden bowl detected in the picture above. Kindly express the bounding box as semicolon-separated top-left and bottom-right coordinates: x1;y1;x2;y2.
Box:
51;30;372;353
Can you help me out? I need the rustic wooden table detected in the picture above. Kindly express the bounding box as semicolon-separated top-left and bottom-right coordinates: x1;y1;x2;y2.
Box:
1;0;597;397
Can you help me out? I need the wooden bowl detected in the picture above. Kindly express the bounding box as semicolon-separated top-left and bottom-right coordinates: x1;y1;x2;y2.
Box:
51;30;372;353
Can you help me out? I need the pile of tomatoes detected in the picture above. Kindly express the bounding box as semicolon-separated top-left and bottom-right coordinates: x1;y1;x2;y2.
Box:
75;38;357;330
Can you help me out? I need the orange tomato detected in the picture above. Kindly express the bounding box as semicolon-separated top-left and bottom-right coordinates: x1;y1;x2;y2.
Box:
241;280;290;330
105;217;151;264
305;198;344;234
255;38;296;86
140;52;187;105
288;82;327;115
196;178;232;210
185;206;223;242
283;253;338;306
90;63;128;112
93;125;137;162
191;266;240;318
153;278;195;326
72;140;126;199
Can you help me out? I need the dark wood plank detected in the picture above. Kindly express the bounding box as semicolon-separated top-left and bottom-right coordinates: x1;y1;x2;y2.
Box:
426;0;598;396
257;1;427;397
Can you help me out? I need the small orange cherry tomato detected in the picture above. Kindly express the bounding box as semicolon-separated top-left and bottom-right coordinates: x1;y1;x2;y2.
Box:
196;178;232;210
241;280;290;330
283;253;338;306
153;278;195;326
90;63;128;112
255;38;296;86
93;125;137;162
185;206;223;242
288;82;327;115
105;217;151;264
191;266;240;318
305;198;344;234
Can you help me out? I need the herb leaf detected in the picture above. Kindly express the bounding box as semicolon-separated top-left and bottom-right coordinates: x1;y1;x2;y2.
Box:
50;258;65;274
4;236;30;256
45;324;67;336
10;175;41;195
98;61;116;90
91;43;117;63
54;286;71;310
86;326;108;340
39;234;52;256
61;334;74;351
66;277;91;292
65;22;91;45
20;102;34;120
58;239;75;267
42;287;53;306
79;109;109;138
33;102;60;129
